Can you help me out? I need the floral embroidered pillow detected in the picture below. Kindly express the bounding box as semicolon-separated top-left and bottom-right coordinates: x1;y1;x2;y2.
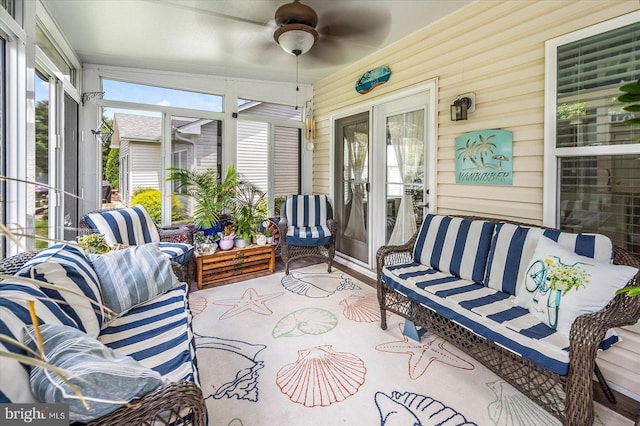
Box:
514;235;637;335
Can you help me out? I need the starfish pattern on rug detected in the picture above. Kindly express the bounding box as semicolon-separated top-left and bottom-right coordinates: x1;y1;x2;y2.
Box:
212;287;284;320
375;325;474;379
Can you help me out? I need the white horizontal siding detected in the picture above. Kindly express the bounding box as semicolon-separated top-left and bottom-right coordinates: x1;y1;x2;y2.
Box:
129;141;161;193
274;126;299;197
237;120;268;191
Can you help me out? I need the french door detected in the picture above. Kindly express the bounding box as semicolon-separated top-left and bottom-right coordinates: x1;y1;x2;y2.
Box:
334;90;430;268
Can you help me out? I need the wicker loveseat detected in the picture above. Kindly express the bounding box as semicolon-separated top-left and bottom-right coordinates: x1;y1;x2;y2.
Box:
377;214;640;425
0;244;205;425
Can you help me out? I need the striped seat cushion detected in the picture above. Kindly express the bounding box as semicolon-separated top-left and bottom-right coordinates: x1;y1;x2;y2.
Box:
84;205;161;247
286;225;332;247
157;242;194;265
0;280;79;403
483;223;614;296
98;283;199;385
381;262;619;375
16;244;105;337
413;214;495;283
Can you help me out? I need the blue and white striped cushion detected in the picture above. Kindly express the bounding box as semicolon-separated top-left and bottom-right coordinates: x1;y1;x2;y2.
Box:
0;280;79;403
23;323;163;422
483;223;614;296
84;205;160;247
157;242;194;265
16;244;105;337
89;244;179;316
413;214;495;283
98;283;199;385
285;195;328;227
382;264;573;374
286;225;332;247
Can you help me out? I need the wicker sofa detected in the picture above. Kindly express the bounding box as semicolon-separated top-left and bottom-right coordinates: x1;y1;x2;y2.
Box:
377;214;640;426
0;244;206;425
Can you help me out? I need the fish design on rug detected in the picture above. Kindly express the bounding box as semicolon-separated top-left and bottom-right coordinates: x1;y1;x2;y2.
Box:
375;391;477;425
340;294;380;322
276;345;366;407
212;287;284;320
272;308;338;338
486;379;604;426
281;271;361;298
194;333;266;402
375;324;474;379
188;294;208;316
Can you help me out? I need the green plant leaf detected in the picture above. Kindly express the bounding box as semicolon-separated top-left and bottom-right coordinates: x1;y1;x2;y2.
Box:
619;80;640;94
623;105;640;112
624;118;640;126
618;93;640;103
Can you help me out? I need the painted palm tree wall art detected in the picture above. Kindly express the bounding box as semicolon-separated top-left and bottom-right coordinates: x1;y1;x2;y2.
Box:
454;130;513;185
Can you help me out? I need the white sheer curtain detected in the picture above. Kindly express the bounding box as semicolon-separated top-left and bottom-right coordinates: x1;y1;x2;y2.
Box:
343;126;368;242
388;110;424;245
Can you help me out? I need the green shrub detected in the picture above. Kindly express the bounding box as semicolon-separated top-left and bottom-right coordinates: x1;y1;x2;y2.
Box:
105;148;119;188
130;189;184;224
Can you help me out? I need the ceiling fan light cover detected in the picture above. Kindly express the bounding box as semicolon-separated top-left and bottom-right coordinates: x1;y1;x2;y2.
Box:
275;23;318;56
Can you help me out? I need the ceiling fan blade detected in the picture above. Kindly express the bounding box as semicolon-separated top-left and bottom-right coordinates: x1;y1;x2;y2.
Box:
317;7;391;47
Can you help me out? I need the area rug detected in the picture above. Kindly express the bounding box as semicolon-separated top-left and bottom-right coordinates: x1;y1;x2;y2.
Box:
189;264;630;426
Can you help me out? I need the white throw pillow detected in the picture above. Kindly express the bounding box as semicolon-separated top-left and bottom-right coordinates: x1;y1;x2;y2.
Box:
515;235;637;335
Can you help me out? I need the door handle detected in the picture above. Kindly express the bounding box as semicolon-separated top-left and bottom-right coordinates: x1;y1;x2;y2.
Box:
366;182;370;192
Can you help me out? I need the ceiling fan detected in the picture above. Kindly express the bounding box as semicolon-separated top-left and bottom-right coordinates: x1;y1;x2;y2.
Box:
268;0;391;65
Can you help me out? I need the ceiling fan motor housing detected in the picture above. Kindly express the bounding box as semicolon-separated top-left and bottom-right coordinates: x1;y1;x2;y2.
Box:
275;0;318;28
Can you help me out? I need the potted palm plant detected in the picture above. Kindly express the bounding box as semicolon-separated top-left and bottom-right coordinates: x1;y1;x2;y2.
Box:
231;180;269;248
166;165;237;234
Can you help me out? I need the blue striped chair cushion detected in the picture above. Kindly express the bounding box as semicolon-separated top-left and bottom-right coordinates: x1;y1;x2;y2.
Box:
16;244;105;337
382;264;572;375
284;195;328;227
0;280;79;403
23;323;163;422
157;242;194;265
483;223;614;296
286;225;332;247
89;244;180;317
98;283;199;385
413;214;495;283
84;204;160;247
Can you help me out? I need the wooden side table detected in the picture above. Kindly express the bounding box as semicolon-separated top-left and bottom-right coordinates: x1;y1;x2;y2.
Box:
194;244;275;289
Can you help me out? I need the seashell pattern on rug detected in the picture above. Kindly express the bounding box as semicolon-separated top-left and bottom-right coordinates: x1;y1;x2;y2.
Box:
281;271;361;298
272;308;338;338
340;293;380;322
276;345;366;407
375;391;477;425
188;294;208;316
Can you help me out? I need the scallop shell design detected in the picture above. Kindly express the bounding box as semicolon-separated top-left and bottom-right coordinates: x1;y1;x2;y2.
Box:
189;295;208;316
272;308;338;338
486;379;562;426
375;391;476;425
281;272;361;298
276;345;366;407
340;294;380;322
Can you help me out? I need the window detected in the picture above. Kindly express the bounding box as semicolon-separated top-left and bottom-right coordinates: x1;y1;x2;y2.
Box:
545;12;640;257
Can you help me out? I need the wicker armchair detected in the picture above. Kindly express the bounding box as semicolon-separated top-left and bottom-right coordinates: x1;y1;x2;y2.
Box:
0;251;206;426
278;194;337;275
79;205;194;283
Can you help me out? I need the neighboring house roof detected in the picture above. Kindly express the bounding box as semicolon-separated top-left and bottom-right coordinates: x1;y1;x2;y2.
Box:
113;113;161;144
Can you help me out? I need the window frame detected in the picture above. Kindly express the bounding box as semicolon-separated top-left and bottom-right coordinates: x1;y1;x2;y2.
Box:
543;10;640;227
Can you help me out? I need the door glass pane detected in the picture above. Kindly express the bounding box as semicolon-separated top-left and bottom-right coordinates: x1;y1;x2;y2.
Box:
335;112;369;263
385;109;425;245
35;72;49;248
559;154;640;257
63;93;78;241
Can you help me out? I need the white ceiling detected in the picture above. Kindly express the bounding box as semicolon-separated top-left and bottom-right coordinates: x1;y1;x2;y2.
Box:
42;0;473;85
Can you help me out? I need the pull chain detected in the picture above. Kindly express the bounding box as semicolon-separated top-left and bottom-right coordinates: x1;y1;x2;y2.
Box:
295;53;300;110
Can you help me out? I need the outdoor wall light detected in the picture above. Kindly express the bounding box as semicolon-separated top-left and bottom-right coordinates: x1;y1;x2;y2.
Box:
450;93;476;121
